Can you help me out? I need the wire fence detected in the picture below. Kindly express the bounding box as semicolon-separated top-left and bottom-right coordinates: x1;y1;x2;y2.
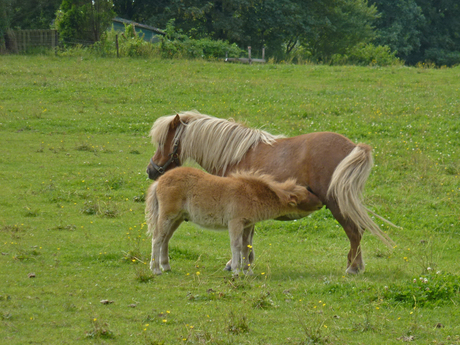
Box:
4;30;59;53
2;29;267;62
2;29;107;55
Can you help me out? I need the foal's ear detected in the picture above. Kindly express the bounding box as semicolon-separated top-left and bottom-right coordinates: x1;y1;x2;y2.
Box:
170;114;181;129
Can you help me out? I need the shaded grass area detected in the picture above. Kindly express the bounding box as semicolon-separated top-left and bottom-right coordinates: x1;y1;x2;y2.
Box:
0;56;459;344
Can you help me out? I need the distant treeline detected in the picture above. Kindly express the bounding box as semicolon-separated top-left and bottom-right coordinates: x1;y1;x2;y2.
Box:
1;0;459;65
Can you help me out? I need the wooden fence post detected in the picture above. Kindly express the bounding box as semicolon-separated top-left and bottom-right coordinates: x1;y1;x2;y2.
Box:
262;47;265;61
116;34;119;58
248;46;251;65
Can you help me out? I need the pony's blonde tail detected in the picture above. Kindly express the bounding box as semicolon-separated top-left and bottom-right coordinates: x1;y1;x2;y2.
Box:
145;182;159;237
327;144;395;248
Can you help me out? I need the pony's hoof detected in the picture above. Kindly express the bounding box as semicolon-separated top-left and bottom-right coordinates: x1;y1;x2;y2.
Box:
223;264;232;271
162;264;171;272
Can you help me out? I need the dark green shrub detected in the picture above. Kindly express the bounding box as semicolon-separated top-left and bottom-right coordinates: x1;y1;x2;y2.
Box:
332;43;401;66
158;19;243;59
424;48;460;67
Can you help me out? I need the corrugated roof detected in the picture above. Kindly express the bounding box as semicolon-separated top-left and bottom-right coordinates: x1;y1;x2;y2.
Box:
112;17;165;35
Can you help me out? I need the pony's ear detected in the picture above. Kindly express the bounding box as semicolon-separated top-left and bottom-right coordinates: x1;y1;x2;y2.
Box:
288;195;298;206
170;114;181;129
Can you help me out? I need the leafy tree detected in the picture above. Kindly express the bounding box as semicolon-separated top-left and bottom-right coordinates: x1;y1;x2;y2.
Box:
372;0;460;65
112;0;157;23
0;0;12;50
10;0;62;29
55;0;115;44
235;0;312;58
120;0;379;60
370;0;425;60
412;0;460;65
301;0;378;61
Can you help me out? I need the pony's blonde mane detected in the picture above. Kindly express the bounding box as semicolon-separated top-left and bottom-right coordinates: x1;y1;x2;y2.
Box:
148;111;209;154
149;111;283;174
230;171;305;205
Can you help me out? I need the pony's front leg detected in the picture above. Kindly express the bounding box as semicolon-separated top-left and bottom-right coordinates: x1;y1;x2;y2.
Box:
228;220;244;276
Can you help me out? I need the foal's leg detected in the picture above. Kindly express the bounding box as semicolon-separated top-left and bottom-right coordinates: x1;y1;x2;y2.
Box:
246;225;256;264
224;224;255;271
150;229;164;275
159;218;183;272
241;226;254;275
328;202;365;274
150;216;179;275
228;219;245;275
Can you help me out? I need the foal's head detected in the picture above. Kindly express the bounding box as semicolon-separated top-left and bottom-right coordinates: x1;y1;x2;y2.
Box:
147;114;183;180
273;178;323;211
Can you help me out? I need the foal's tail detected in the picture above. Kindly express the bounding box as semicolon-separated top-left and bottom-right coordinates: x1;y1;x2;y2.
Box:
145;182;159;237
327;144;396;248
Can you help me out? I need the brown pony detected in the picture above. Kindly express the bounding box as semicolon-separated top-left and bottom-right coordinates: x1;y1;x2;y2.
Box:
146;111;395;274
146;167;323;275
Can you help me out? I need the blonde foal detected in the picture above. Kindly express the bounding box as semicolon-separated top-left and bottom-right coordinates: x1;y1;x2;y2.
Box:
145;167;323;275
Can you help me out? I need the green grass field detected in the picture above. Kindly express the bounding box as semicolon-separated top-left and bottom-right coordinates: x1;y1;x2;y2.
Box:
0;55;459;344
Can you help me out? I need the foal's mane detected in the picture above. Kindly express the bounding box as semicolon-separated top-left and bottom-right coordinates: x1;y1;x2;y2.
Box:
149;111;283;174
230;171;305;205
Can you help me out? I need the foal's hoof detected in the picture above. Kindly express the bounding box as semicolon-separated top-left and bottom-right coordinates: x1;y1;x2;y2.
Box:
153;268;163;275
232;269;241;277
244;269;254;276
161;264;171;272
223;264;232;271
346;266;365;274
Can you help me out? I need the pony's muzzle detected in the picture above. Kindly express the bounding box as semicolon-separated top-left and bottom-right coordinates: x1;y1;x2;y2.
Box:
146;164;161;180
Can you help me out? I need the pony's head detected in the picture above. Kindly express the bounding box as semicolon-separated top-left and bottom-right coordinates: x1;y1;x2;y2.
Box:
147;114;184;180
147;110;281;180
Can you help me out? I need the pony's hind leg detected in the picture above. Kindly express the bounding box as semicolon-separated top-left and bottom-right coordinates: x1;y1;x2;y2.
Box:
328;202;365;274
